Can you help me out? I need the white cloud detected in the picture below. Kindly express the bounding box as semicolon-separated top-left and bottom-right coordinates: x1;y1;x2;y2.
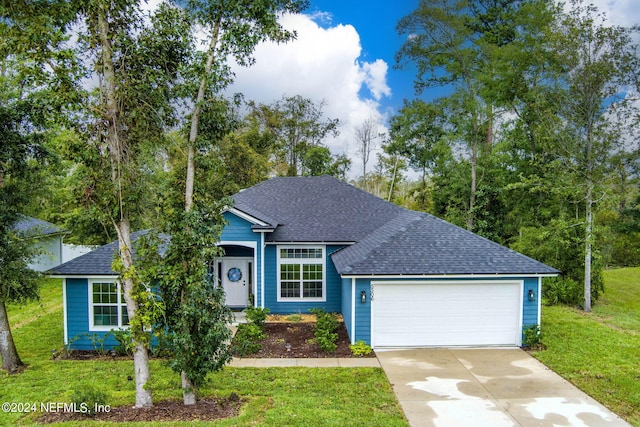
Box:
226;13;391;178
590;0;639;28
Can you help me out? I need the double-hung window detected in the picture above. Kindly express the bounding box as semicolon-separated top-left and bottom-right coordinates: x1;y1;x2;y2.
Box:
90;280;129;330
277;247;325;301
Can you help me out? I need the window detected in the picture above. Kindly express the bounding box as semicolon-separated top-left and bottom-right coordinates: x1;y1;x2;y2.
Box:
90;280;129;330
277;246;325;301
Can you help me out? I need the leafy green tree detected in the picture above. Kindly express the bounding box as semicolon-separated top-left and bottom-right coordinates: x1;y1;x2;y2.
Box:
0;94;48;373
171;0;308;405
252;95;340;176
550;1;639;311
303;146;351;179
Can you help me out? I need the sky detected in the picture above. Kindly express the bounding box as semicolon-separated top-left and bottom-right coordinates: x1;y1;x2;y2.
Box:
223;0;640;178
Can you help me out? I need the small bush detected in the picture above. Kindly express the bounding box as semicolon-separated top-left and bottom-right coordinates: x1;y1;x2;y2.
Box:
150;328;174;358
245;306;270;329
349;340;372;357
285;313;302;323
543;277;584;307
87;332;110;356
70;386;109;417
522;324;543;349
232;323;266;356
111;329;135;356
310;308;339;353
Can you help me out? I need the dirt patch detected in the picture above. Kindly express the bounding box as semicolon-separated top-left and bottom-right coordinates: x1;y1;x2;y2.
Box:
38;395;241;424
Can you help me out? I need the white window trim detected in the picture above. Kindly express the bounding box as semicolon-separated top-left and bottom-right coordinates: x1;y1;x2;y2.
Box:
89;279;129;332
277;245;326;302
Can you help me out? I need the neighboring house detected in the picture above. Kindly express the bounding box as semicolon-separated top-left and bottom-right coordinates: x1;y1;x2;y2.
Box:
14;216;65;272
49;176;558;350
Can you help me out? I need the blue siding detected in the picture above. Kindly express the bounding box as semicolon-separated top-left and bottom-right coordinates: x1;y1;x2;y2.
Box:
341;278;353;342
522;277;540;327
264;245;344;314
354;279;372;344
351;276;540;346
65;278;120;350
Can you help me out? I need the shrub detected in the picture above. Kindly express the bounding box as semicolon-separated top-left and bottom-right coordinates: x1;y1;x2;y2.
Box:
87;332;110;356
232;323;265;356
349;340;372;357
285;313;302;323
245;306;270;329
522;324;543;349
112;328;135;356
310;308;339;353
70;386;109;417
543;277;584;307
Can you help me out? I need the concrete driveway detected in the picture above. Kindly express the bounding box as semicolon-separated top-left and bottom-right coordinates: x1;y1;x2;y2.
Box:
377;348;630;427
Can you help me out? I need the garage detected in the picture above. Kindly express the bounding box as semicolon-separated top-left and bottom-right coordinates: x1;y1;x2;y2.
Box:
371;281;523;347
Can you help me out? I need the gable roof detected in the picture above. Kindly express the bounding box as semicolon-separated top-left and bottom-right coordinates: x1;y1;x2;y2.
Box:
232;175;406;242
13;215;63;237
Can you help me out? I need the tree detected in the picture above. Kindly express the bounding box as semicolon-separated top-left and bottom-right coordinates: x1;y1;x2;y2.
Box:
355;116;380;190
0;0;70;374
387;100;447;211
0;90;48;373
172;0;308;404
551;1;640;311
252;95;340;176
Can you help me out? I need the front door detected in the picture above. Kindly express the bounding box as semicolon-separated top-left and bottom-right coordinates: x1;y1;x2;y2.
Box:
221;258;250;307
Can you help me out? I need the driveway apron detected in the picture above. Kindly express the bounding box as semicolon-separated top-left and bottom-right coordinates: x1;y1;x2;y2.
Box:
377;348;630;427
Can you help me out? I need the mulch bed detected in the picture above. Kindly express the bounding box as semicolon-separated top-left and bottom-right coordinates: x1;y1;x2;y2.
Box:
38;395;241;424
42;321;372;423
245;321;374;358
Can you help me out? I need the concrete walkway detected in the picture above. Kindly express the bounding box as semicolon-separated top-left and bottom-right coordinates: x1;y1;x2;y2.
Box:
229;357;380;368
377;348;631;427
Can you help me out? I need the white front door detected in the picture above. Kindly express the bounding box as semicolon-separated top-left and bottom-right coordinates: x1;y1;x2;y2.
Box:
221;258;250;307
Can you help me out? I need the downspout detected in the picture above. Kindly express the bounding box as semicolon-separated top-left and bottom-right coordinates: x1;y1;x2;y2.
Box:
537;276;542;326
351;278;356;344
260;232;265;309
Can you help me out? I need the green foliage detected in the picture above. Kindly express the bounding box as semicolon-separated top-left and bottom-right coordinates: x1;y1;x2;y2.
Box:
513;219;605;303
543;278;585;308
244;306;270;329
231;323;266;356
521;324;542;348
111;329;135;357
349;340;373;357
86;332;111;356
310;308;339;353
285;313;302;323
70;386;110;417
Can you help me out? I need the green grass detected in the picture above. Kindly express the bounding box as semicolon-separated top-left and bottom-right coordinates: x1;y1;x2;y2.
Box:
534;267;640;426
1;279;407;426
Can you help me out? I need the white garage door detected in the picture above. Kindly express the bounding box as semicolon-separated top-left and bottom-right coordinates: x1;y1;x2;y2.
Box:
372;281;522;347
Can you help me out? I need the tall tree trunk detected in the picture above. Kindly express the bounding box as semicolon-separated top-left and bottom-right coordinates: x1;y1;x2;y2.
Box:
467;141;477;231
0;300;23;373
97;8;152;408
182;19;221;406
187;20;221;212
584;180;593;312
387;156;399;202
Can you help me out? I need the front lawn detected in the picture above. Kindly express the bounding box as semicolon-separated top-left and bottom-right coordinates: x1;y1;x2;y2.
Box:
1;279;407;426
534;267;640;426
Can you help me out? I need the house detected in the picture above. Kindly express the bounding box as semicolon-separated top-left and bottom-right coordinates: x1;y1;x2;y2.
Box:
14;215;65;272
49;176;558;350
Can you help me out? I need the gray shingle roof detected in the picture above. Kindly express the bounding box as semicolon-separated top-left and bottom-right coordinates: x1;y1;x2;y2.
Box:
331;212;559;276
13;215;63;237
232;175;406;242
50;176;559;277
48;231;166;276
